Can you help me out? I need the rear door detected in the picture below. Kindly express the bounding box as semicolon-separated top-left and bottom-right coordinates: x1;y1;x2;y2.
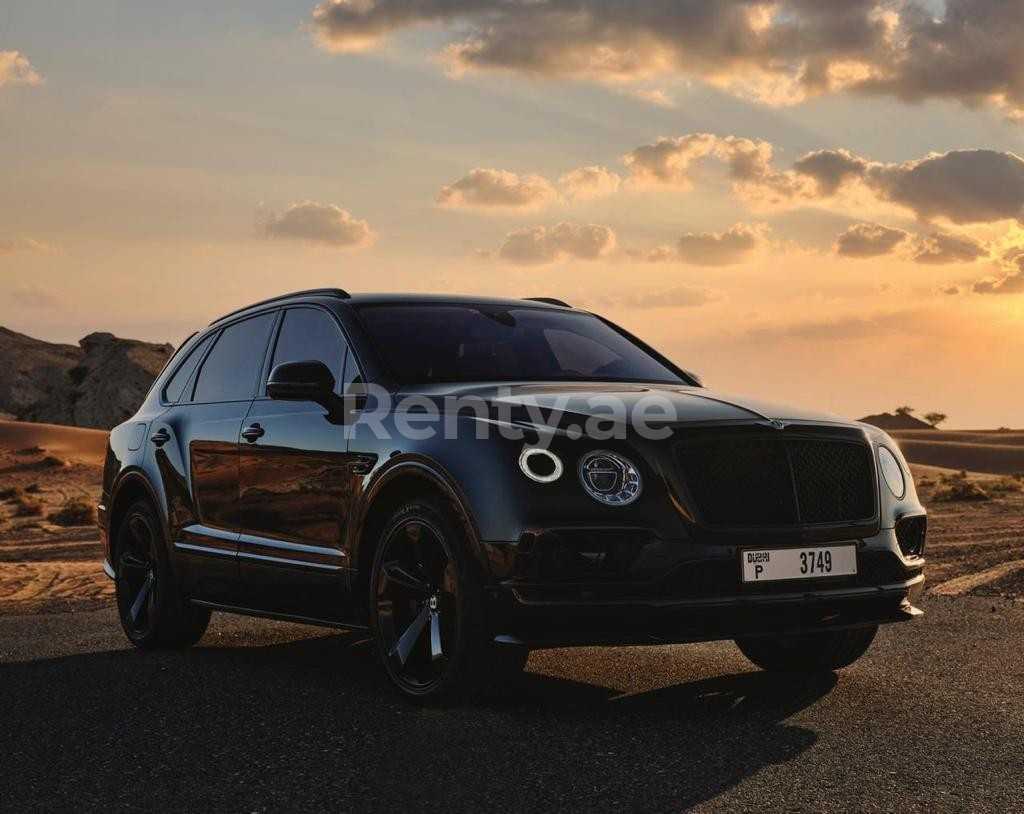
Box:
236;306;361;620
151;312;277;602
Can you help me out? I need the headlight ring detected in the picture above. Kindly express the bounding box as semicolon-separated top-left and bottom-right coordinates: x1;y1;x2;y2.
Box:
518;446;564;483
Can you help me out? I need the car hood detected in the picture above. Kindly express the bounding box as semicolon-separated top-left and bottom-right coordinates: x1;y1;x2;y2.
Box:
402;382;858;428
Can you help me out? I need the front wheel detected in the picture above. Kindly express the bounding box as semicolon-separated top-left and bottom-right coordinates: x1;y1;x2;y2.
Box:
735;625;878;674
369;498;527;703
114;500;210;649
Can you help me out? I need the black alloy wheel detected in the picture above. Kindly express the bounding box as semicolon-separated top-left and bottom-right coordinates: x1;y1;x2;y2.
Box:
116;509;159;638
114;500;210;649
370;498;528;702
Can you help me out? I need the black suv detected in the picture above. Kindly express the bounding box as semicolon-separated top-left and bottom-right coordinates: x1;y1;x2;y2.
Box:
100;289;926;702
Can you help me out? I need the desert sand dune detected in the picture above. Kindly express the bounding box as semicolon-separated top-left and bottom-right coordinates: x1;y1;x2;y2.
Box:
892;429;1024;475
0;419;108;465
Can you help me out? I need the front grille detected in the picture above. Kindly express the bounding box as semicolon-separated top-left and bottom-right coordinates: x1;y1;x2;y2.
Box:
676;432;875;527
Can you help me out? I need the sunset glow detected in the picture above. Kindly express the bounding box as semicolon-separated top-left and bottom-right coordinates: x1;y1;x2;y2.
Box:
2;1;1023;427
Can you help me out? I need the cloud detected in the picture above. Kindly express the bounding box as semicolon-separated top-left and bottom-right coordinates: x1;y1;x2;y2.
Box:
794;149;869;196
619;285;722;309
623;134;719;188
646;222;766;266
626;133;1024;225
0;237;59;254
310;1;1024;117
498;222;616;265
746;316;888;343
559;166;621;200
866;150;1024;224
438;168;557;210
0;51;42;87
973;254;1024;294
856;0;1024;119
743;309;943;344
912;231;988;264
258;201;375;247
834;223;910;258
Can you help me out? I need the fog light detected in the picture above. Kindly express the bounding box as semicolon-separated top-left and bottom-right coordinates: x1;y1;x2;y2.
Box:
578;450;642;506
878;446;905;498
518;446;563;483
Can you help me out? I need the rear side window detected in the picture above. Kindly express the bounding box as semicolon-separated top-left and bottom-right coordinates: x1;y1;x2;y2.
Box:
193;313;276;403
162;333;215;403
270;308;348;394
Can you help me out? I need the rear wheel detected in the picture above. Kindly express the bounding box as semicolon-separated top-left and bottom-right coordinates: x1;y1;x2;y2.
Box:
735;625;878;674
114;500;210;649
369;498;527;703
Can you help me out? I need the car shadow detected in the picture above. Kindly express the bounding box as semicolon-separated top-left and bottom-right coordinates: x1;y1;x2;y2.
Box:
0;625;836;810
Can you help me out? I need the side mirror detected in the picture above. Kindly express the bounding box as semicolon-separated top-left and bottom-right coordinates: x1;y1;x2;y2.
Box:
267;360;336;403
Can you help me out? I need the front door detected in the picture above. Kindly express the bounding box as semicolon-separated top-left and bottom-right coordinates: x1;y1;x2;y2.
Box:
154;311;277;602
236;306;360;621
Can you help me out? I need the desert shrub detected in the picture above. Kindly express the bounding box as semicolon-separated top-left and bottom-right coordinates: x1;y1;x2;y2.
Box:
931;478;990;503
24;483;41;494
49;496;95;526
38;456;66;468
0;485;22;500
15;446;44;455
12;495;44;517
990;477;1024;493
917;476;934;488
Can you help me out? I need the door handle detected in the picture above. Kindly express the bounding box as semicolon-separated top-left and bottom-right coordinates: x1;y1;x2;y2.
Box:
150;428;170;447
241;423;265;443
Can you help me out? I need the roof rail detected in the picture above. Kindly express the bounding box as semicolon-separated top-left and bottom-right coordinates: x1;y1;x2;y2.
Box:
209;288;351;326
524;297;572;308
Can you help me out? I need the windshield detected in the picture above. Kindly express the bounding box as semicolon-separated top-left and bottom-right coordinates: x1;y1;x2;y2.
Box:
356;304;685;385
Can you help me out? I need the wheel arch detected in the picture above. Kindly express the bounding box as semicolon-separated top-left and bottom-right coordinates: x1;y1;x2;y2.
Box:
351;461;487;614
107;471;167;562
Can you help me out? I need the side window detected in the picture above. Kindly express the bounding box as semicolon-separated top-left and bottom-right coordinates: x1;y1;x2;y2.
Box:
193;313;276;403
163;333;215;403
270;308;348;394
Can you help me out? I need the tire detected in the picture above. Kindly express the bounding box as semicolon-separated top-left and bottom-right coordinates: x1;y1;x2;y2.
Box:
369;497;528;704
735;625;878;674
113;500;210;649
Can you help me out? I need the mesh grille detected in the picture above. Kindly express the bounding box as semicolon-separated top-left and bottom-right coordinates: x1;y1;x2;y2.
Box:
676;435;875;527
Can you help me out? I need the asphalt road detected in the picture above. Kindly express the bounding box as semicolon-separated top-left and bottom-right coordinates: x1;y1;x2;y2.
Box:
1;597;1022;812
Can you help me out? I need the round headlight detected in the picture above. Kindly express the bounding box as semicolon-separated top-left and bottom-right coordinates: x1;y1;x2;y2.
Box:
578;450;642;506
878;446;905;499
518;446;563;483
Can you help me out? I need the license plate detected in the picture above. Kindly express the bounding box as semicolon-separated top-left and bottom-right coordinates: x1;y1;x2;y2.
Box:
741;545;857;583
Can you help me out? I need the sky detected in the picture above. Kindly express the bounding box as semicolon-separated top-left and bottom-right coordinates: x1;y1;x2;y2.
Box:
2;0;1024;428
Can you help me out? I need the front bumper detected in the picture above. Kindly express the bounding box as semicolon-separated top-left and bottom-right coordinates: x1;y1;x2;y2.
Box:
486;529;925;648
491;576;923;648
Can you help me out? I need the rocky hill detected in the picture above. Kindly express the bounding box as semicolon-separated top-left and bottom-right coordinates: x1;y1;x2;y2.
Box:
0;327;173;430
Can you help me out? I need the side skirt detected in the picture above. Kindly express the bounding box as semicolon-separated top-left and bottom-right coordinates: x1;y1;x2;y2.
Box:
190;598;368;632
